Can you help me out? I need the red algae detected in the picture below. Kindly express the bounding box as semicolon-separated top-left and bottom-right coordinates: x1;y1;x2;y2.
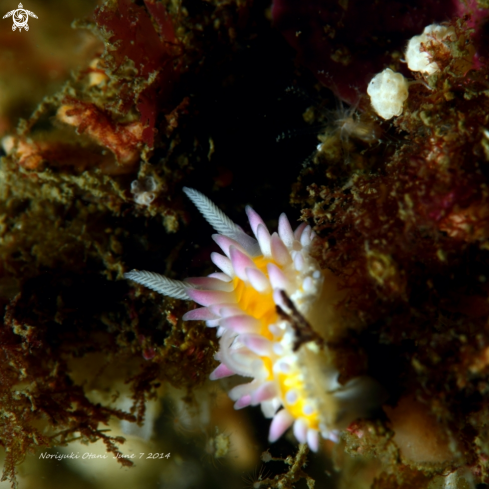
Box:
95;0;184;147
94;0;183;148
94;0;178;77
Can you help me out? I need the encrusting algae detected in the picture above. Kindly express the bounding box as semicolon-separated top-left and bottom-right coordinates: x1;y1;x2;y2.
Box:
2;0;489;488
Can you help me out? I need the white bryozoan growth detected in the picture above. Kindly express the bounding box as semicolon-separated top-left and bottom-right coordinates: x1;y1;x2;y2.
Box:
126;188;380;451
367;68;409;120
367;24;458;121
405;24;457;75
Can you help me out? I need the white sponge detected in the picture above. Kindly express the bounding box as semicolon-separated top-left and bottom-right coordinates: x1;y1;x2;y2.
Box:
367;68;409;120
405;24;456;75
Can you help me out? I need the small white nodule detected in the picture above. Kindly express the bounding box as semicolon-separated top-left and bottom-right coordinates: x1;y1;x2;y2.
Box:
367;68;409;120
405;24;457;75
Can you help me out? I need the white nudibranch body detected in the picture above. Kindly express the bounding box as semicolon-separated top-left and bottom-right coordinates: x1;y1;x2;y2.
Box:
367;68;409;120
126;188;380;451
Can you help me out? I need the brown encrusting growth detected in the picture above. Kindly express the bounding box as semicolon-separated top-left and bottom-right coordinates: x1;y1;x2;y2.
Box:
0;0;259;485
290;16;489;489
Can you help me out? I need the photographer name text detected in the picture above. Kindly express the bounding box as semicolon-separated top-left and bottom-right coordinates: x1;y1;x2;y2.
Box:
39;452;171;461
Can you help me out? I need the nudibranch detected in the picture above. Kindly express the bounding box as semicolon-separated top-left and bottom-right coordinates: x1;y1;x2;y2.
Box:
126;188;380;451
